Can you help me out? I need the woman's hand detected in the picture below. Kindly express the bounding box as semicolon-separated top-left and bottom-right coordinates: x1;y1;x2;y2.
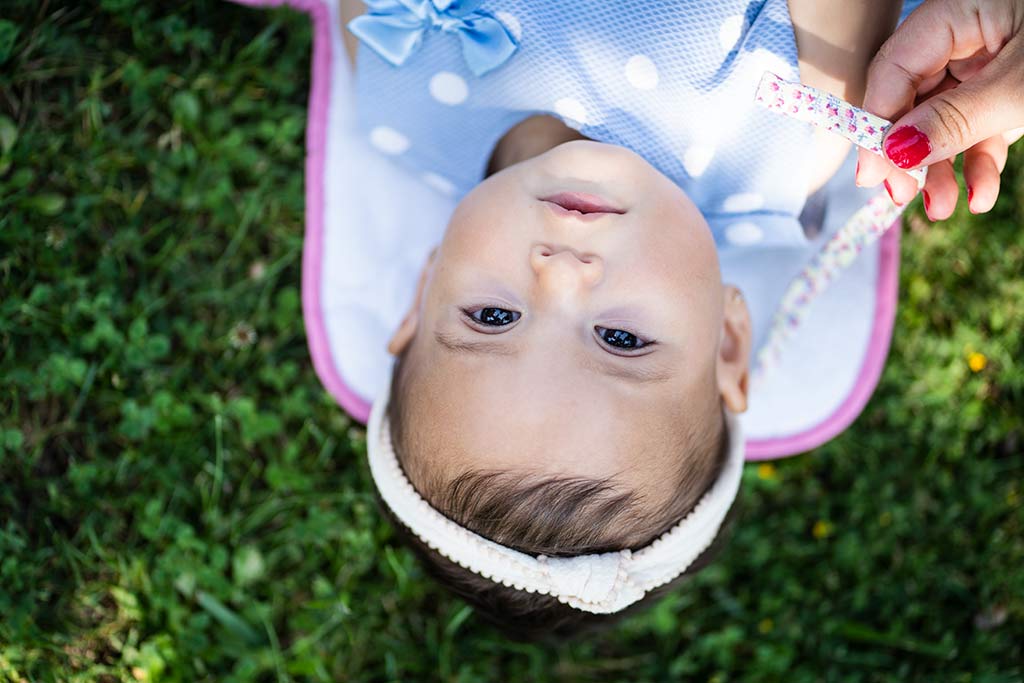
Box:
855;0;1024;220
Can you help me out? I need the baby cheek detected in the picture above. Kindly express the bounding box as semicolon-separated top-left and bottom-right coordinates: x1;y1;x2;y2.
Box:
641;226;712;284
446;196;536;256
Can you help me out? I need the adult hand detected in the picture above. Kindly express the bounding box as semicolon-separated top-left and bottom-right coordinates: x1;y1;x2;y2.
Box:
855;0;1024;219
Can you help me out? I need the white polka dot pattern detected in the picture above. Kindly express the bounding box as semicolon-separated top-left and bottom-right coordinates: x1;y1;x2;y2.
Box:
354;0;818;249
683;145;714;177
746;48;797;85
725;221;764;245
429;72;469;105
495;11;522;41
553;97;588;125
421;172;457;196
719;15;744;53
624;55;659;90
369;126;410;155
722;192;764;212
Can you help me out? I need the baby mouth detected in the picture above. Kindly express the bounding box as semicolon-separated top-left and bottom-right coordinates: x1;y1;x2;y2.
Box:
540;192;627;216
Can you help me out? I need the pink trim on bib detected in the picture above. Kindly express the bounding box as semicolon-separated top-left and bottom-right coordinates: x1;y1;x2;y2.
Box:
234;0;374;422
746;221;899;459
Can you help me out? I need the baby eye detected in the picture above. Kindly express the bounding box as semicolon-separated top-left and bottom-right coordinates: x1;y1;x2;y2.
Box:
467;307;521;326
595;326;650;351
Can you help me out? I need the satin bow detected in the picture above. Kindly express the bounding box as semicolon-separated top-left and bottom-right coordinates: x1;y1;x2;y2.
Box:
348;0;519;77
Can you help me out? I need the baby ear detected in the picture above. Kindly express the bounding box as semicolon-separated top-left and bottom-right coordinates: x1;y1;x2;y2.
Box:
717;285;752;413
387;248;438;355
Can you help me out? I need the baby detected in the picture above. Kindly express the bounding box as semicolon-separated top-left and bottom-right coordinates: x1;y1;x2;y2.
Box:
341;0;907;638
382;139;746;637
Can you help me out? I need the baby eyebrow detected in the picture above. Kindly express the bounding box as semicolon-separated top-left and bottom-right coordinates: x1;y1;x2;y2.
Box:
434;331;520;356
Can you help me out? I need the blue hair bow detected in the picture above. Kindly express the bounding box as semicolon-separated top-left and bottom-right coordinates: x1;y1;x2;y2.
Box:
348;0;520;77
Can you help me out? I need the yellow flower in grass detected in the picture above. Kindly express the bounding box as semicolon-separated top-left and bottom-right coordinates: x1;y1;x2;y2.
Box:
756;463;777;481
812;520;833;539
758;618;775;634
967;352;987;373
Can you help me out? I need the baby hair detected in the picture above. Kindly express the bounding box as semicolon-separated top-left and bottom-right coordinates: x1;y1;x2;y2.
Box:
378;349;738;641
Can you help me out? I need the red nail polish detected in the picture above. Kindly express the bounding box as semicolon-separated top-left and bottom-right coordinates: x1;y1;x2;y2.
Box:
884;179;895;203
884;125;932;169
968;186;974;203
923;190;931;212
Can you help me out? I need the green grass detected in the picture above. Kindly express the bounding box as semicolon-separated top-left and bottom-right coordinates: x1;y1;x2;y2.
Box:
1;2;1022;681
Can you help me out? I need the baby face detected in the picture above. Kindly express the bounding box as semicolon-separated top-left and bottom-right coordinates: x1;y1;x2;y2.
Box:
392;140;747;508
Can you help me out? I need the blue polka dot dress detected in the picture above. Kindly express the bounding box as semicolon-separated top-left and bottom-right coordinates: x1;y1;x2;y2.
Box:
350;0;917;250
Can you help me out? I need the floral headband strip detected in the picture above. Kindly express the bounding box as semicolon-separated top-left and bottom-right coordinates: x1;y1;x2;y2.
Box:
366;383;746;614
753;72;926;379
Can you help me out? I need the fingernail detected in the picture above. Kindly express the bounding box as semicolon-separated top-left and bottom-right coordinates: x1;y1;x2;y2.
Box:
923;190;931;216
968;185;974;204
884;179;897;204
855;161;861;185
884;125;932;169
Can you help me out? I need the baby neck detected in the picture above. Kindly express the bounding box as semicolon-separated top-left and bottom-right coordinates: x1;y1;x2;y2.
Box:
486;115;590;176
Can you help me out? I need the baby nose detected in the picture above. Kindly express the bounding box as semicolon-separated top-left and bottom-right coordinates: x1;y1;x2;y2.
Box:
530;244;604;295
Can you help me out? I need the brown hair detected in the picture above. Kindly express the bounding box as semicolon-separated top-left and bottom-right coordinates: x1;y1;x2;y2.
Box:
380;352;737;641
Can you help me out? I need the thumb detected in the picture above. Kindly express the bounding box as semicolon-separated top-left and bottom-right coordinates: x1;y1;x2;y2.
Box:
882;32;1024;170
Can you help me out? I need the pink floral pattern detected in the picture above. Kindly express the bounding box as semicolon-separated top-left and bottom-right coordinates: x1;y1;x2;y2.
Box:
752;72;926;381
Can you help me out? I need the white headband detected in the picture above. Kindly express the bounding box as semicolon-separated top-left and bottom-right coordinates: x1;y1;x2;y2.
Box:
366;381;745;614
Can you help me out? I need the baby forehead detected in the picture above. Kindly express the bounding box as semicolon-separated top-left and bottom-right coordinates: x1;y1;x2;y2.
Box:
405;359;710;489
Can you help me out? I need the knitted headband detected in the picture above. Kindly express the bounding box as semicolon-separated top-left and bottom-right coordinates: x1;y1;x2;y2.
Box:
366;381;745;614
